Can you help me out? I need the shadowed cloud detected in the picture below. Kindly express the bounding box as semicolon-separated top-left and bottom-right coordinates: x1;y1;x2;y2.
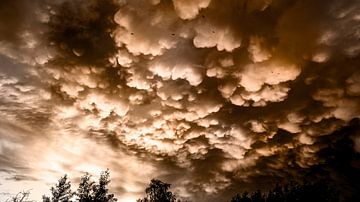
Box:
0;0;359;201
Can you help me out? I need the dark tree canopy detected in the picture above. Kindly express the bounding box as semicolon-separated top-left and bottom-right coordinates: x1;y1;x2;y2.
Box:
250;190;265;202
10;170;341;202
137;179;176;202
230;181;339;202
77;173;94;202
42;170;117;202
92;170;117;202
42;175;73;202
5;190;32;202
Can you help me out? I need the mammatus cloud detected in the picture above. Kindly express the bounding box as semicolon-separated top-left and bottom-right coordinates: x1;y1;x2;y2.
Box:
0;0;360;201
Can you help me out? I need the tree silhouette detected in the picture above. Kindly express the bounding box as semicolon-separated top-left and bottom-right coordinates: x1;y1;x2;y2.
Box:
41;170;117;202
8;170;341;202
230;194;241;202
77;173;94;202
5;190;33;202
137;179;176;202
91;170;117;202
230;192;251;202
229;181;339;202
267;184;284;202
250;190;264;202
42;175;74;202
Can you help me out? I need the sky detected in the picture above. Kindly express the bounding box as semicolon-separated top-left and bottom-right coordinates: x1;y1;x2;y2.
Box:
0;0;360;201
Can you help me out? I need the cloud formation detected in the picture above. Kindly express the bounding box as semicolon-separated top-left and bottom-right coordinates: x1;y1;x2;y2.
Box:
0;0;360;201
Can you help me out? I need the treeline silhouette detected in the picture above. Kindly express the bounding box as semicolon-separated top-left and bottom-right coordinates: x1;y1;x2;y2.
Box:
42;170;116;202
7;170;339;202
7;170;177;202
230;181;339;202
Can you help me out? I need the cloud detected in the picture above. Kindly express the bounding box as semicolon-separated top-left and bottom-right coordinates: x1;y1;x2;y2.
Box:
172;0;211;20
0;0;360;201
113;1;179;56
237;60;300;92
47;0;119;66
193;21;241;51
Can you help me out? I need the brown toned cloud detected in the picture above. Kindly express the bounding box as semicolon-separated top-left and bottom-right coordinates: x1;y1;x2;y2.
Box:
0;0;360;201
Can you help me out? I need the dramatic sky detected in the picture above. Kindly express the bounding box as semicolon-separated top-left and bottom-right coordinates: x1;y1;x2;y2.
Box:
0;0;360;201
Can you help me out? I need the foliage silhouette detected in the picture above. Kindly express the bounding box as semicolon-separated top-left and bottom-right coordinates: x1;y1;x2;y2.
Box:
250;190;264;202
77;173;95;202
42;170;116;202
230;181;339;202
42;175;74;202
9;170;341;202
91;170;117;202
137;179;176;202
5;190;33;202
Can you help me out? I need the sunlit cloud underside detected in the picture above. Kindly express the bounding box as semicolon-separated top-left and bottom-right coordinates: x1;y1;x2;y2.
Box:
0;0;360;201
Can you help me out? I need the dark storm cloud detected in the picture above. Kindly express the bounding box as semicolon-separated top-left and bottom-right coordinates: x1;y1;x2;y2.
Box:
0;0;37;45
47;0;119;66
0;0;360;201
306;119;360;201
5;174;38;182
